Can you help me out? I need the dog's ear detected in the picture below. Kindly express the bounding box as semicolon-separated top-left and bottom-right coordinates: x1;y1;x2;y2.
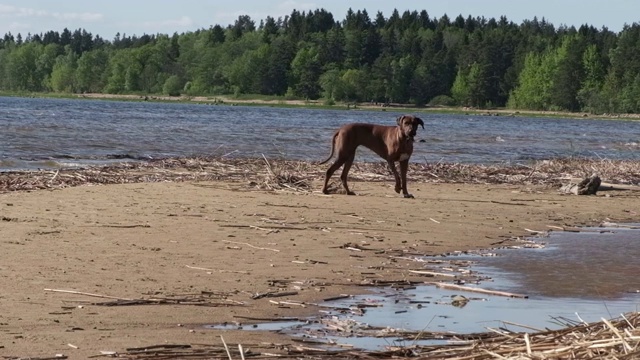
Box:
416;117;425;129
396;115;406;126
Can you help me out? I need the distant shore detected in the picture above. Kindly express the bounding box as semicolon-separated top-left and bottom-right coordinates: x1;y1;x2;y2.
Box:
3;91;640;121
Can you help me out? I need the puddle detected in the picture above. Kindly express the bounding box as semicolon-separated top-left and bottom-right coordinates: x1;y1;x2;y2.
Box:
206;224;640;350
206;320;305;331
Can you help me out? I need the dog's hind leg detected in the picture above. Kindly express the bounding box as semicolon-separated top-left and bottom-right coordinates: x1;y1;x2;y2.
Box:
322;157;346;194
340;154;356;195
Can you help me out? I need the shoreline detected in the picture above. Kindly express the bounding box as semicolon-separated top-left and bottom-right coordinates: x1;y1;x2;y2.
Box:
2;156;640;193
3;91;640;121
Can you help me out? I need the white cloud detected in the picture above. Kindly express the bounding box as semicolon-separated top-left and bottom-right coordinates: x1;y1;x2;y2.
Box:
52;12;104;22
142;16;194;28
4;21;30;33
277;0;317;12
0;4;102;23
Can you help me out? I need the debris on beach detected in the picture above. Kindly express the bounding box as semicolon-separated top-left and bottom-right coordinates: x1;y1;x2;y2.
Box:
2;156;640;194
560;175;602;195
90;311;640;359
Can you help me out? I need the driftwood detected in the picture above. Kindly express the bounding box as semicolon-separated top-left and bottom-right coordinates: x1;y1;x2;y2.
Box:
252;291;299;300
45;288;243;307
425;282;529;298
561;175;640;195
560;175;602;195
599;181;640;191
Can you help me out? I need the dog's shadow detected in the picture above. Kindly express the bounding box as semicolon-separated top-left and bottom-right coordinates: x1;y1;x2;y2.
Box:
321;183;371;196
322;183;354;195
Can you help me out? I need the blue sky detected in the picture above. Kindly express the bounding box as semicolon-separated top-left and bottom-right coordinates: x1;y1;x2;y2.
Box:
0;0;637;40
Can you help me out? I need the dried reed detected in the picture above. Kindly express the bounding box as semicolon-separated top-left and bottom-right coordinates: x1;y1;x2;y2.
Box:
1;156;639;194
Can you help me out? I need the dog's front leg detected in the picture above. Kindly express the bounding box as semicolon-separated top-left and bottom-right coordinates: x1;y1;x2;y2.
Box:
399;159;413;198
387;160;402;194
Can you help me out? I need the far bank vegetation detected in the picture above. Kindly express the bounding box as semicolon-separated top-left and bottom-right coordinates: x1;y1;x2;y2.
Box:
1;8;640;114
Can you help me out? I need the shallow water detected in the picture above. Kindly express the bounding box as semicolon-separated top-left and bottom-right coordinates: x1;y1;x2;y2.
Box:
207;227;640;350
2;96;640;171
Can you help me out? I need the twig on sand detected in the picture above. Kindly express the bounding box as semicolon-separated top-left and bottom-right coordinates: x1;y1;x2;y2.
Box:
220;336;233;360
100;223;151;228
252;291;299;300
220;224;307;231
185;265;248;274
44;288;134;301
222;240;280;252
45;288;242;307
425;282;528;298
408;270;457;278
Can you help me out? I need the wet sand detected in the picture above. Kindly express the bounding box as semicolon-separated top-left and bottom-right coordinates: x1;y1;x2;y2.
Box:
1;178;639;357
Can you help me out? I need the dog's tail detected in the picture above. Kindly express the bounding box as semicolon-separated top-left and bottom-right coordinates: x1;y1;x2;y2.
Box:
318;131;338;165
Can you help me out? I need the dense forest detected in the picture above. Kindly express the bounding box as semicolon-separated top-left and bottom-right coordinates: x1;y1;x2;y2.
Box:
1;8;640;113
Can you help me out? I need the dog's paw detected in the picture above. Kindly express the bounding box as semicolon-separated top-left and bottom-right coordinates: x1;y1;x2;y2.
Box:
347;191;356;196
403;193;414;199
394;185;401;193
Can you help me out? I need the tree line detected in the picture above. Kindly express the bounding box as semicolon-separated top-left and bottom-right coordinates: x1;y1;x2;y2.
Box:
1;8;639;114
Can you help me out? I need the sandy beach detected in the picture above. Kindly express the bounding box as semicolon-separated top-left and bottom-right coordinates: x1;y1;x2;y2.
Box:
1;159;639;358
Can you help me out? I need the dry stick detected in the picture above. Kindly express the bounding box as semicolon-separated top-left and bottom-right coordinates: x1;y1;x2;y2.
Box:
238;344;246;360
599;182;640;191
408;270;457;278
50;169;60;182
233;315;300;321
524;333;532;356
220;224;307;231
185;265;248;274
501;320;545;332
222;240;280;252
220;336;233;360
44;288;133;301
425;282;528;299
101;224;150;228
602;317;633;353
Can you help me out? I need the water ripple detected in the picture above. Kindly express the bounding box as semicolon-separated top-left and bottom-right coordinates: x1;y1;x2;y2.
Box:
2;96;640;171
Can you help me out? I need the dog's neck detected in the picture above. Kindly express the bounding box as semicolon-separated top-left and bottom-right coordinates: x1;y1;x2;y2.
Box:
398;128;414;143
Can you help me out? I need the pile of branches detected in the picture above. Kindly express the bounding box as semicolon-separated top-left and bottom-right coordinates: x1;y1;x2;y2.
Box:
1;156;639;193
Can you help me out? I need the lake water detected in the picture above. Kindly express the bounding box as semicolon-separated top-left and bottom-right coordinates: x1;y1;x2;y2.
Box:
2;96;640;171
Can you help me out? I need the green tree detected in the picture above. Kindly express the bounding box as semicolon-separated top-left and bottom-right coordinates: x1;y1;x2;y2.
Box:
36;43;62;90
163;75;183;96
105;50;132;93
577;44;606;112
5;42;44;91
319;68;343;101
291;45;322;99
549;35;586;111
50;49;78;92
451;67;470;105
508;48;558;110
75;49;108;92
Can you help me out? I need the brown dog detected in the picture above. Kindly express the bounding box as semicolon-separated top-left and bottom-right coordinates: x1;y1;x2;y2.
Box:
319;115;425;198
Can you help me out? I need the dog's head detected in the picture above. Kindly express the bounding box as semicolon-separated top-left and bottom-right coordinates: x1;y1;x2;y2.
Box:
396;115;425;140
